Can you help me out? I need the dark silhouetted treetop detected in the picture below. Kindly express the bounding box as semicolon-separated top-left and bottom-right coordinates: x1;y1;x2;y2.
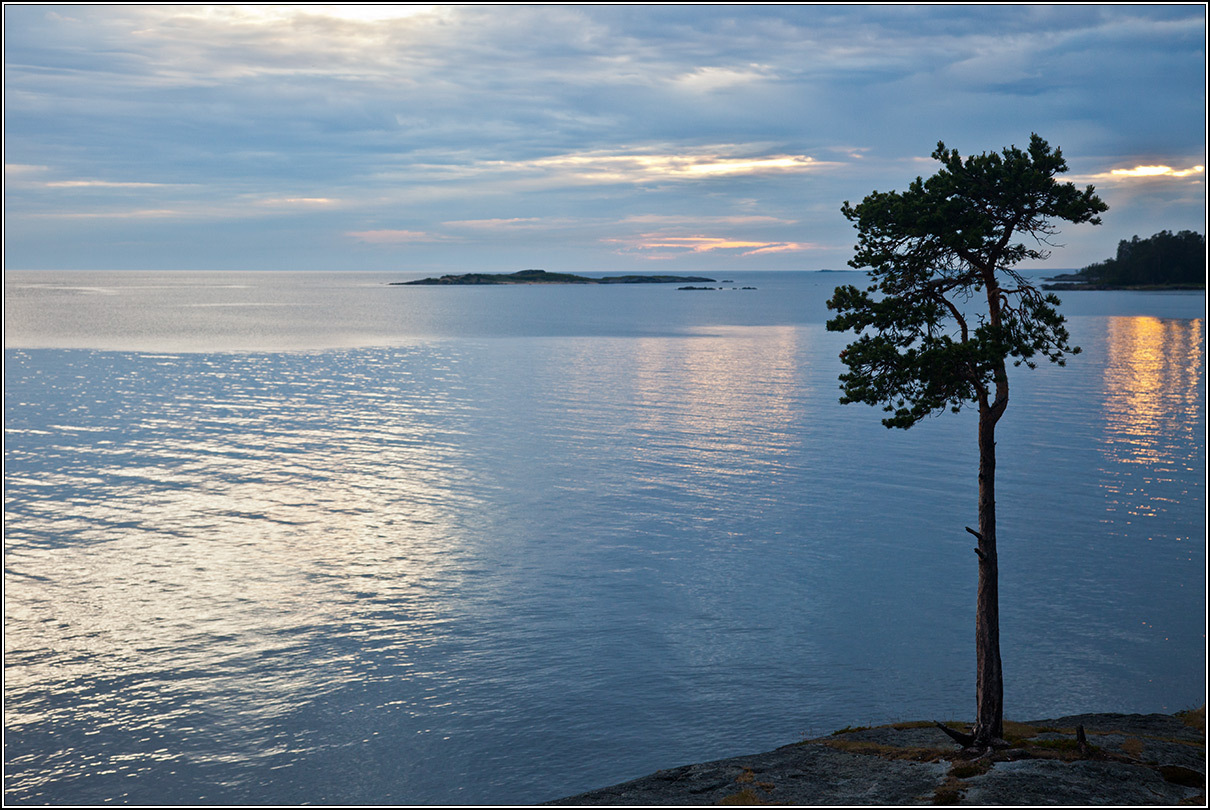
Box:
1063;230;1205;288
827;134;1108;430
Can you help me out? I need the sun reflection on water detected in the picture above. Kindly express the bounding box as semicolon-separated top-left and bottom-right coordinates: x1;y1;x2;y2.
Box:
1102;316;1204;467
3;346;498;799
622;326;804;488
1099;316;1205;532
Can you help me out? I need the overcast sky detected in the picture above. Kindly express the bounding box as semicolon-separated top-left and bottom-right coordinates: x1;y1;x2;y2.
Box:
4;4;1206;274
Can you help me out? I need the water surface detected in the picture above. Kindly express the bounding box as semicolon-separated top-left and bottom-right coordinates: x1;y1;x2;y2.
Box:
4;271;1205;804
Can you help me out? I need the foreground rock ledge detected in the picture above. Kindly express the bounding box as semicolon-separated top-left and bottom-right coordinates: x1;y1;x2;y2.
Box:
546;712;1205;806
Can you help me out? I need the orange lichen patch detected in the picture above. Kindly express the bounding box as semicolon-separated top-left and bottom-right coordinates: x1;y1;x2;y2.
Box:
1120;737;1146;758
1177;705;1205;733
820;738;952;762
719;769;776;805
932;777;966;805
1000;721;1042;742
718;787;772;805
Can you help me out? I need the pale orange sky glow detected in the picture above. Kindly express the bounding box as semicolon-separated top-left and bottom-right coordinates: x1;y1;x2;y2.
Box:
1069;163;1207;184
521;149;835;184
1110;164;1205;179
608;234;814;258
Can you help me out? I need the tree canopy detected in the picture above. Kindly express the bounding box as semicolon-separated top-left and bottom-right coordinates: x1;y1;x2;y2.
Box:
827;134;1108;429
1070;229;1205;287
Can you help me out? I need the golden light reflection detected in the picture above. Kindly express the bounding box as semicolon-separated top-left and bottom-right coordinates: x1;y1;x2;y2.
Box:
1096;315;1205;542
1098;313;1204;540
604;326;806;492
1102;316;1204;467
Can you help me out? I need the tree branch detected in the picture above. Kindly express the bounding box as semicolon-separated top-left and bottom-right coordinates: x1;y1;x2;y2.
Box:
935;722;977;747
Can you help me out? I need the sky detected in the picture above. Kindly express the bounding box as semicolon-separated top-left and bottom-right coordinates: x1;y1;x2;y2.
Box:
4;3;1207;274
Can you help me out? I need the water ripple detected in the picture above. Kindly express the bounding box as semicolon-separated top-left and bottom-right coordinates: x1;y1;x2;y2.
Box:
4;311;1204;805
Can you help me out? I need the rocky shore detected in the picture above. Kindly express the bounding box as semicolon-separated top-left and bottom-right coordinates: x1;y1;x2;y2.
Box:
547;711;1205;805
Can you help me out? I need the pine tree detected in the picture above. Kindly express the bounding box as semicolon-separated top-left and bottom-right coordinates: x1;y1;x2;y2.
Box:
826;134;1108;747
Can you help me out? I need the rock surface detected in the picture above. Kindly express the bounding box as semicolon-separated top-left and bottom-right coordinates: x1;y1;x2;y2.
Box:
546;712;1205;805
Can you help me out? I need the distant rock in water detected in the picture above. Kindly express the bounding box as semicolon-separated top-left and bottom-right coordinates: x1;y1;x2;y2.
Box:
598;274;717;284
678;285;759;291
393;269;716;286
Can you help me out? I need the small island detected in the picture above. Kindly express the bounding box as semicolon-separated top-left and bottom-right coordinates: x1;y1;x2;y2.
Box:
676;285;759;291
392;269;716;286
1043;230;1205;290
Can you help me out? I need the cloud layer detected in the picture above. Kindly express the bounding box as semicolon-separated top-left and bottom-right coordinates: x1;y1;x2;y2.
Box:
4;5;1205;271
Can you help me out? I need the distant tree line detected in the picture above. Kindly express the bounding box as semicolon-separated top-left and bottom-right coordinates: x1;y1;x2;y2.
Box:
1075;230;1205;287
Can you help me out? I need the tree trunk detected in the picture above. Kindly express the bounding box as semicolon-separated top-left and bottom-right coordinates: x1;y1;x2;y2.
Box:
974;404;1004;744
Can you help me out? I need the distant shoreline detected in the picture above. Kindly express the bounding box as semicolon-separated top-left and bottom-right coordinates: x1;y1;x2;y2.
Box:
1042;282;1206;291
392;269;715;286
1043;269;1205;291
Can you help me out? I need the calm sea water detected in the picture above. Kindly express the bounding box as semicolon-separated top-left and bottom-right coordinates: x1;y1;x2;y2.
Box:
4;270;1206;805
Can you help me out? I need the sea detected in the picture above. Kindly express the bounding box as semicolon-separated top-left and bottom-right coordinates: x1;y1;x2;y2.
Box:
3;269;1206;805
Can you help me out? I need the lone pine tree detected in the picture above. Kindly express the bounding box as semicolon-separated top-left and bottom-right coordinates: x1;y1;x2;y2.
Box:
825;134;1107;748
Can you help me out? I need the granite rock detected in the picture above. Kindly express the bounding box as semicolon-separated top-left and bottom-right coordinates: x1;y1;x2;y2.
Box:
545;712;1205;806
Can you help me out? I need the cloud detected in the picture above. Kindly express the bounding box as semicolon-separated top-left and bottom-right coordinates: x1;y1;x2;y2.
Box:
44;180;180;189
620;214;796;226
32;208;186;220
357;145;845;204
442;217;556;230
1069;163;1205;185
346;229;457;244
254;196;339;207
237;5;438;25
14;178;344;222
28;199;335;220
5;163;51;177
606;233;816;258
671;64;777;92
1108;164;1205;180
486;147;843;186
436;214;802;238
742;242;816;256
